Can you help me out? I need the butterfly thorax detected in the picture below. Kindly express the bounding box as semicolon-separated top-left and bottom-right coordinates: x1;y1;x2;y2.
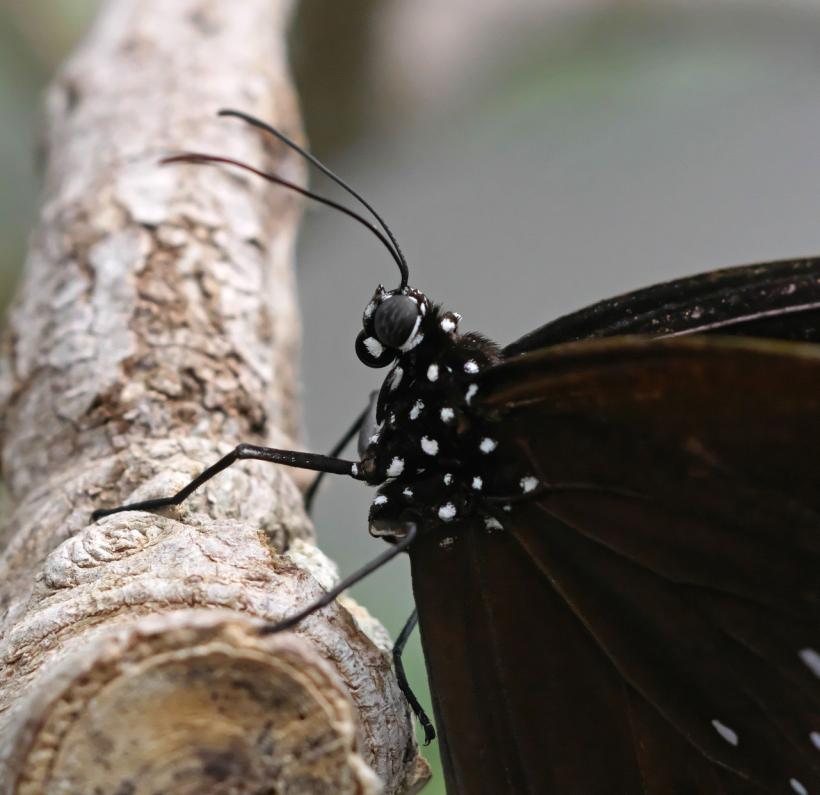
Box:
354;288;539;540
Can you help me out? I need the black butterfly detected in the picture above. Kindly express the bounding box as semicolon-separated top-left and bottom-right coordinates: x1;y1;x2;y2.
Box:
93;111;820;795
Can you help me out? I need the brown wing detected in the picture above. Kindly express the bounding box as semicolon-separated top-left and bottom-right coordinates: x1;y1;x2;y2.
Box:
410;337;820;794
410;517;765;794
503;256;820;355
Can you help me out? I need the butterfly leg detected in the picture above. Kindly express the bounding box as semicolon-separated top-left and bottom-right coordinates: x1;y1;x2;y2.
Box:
91;444;363;521
304;403;370;515
259;522;418;634
393;608;436;745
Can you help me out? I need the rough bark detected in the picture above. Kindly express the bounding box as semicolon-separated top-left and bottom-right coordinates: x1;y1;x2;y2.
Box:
0;1;429;792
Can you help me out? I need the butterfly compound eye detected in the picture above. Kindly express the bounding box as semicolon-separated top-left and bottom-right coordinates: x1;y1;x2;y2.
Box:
373;295;421;349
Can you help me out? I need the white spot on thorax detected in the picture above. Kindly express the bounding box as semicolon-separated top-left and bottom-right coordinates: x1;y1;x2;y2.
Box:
711;720;738;746
443;473;453;485
373;495;388;506
409;400;424;420
520;476;539;493
472;476;483;491
440;317;456;333
363;336;384;358
439;536;455;547
427;363;439;382
484;516;503;531
402;487;414;498
438;503;457;521
790;778;808;795
464;359;479;374
386;457;405;477
440;407;455;423
421;436;439;456
810;730;820;750
388;366;403;391
465;384;478;404
799;648;820;678
479;437;497;454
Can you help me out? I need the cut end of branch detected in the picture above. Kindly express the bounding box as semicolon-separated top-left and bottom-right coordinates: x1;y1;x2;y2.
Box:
5;610;383;795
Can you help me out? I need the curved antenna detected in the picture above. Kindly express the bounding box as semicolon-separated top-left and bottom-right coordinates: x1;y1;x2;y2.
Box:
161;153;407;277
218;108;409;289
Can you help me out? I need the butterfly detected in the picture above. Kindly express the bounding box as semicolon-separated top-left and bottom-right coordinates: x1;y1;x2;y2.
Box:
93;110;820;795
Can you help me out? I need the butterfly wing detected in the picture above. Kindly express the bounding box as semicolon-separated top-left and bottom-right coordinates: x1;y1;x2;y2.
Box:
410;519;765;794
412;337;820;794
504;256;820;355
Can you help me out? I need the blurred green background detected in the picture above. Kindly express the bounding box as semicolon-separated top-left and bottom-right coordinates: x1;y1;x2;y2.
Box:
4;2;820;792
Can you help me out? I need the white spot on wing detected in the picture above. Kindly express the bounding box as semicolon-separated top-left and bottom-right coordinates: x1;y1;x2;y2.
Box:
373;495;388;506
386;457;405;477
472;476;483;491
440;407;455;423
790;778;808;795
464;359;479;374
409;400;424;420
402;487;414;498
520;476;539;493
799;648;820;678
350;463;359;476
363;301;376;319
484;516;503;531
439;536;455;547
465;384;478;404
479;437;497;454
427;363;439;382
711;720;739;746
810;731;820;750
438;503;457;521
421;436;439;456
443;473;453;485
363;336;384;358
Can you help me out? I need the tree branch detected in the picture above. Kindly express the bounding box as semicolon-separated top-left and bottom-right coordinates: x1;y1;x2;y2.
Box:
0;1;428;791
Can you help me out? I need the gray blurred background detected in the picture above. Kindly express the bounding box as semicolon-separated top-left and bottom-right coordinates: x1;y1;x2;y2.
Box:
3;1;820;790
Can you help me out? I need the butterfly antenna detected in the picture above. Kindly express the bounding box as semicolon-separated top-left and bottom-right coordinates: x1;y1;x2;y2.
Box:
161;152;406;277
218;108;409;290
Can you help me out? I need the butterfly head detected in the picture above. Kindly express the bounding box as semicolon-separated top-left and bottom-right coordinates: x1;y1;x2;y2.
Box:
355;285;430;367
